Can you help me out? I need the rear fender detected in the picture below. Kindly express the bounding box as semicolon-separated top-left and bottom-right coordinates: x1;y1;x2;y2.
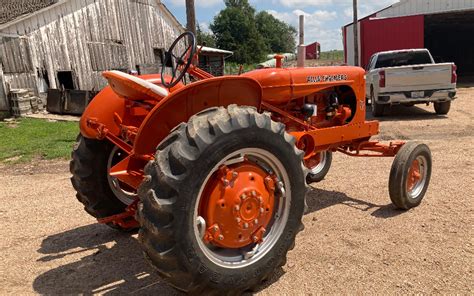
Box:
80;74;183;139
133;76;262;155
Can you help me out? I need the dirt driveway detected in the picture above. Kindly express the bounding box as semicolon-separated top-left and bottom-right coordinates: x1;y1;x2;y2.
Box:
1;87;473;295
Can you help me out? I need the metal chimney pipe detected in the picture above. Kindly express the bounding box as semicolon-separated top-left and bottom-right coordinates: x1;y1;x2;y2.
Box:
297;15;306;68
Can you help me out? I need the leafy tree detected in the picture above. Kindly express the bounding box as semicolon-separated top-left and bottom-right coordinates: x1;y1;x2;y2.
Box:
196;24;216;47
256;11;296;54
210;0;268;64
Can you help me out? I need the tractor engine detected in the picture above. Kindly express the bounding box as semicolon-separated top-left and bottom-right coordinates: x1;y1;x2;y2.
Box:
272;87;355;133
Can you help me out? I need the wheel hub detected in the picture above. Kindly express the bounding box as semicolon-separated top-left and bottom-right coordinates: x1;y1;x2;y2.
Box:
407;159;422;192
304;152;322;169
200;161;276;249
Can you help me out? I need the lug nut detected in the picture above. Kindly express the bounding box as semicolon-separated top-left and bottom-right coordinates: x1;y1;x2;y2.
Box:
253;236;258;242
251;190;257;196
259;207;265;213
243;223;249;229
218;235;224;241
223;180;229;186
232;171;238;178
213;225;218;231
240;194;246;200
234;205;240;211
235;217;241;223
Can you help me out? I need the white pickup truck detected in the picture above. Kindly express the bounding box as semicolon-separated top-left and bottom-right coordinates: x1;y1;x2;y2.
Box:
366;49;457;116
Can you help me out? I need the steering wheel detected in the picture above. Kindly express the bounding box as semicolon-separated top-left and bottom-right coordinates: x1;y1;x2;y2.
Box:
161;31;197;88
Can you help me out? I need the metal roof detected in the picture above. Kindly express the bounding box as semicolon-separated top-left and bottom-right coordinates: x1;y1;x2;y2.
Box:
344;0;474;27
0;0;185;32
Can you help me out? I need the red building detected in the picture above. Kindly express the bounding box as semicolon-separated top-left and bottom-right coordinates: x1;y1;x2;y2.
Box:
343;0;474;77
305;41;321;60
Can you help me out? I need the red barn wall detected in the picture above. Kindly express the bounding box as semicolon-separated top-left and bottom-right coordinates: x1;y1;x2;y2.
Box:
360;14;424;68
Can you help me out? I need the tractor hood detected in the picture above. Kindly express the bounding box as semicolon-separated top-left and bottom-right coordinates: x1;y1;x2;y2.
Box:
242;66;365;105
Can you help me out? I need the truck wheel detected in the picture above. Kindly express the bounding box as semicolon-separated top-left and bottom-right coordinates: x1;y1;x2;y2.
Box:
434;101;451;115
305;151;332;184
70;135;137;230
388;142;432;210
138;105;307;294
371;89;385;117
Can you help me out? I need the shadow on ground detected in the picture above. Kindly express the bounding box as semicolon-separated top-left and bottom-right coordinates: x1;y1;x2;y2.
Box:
305;187;405;219
366;104;447;122
33;224;179;295
33;187;403;295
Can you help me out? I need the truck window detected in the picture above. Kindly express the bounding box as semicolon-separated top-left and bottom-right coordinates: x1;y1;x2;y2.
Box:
374;51;432;69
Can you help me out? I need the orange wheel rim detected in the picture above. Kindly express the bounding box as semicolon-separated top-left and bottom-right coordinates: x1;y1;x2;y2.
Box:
193;148;291;268
406;159;421;192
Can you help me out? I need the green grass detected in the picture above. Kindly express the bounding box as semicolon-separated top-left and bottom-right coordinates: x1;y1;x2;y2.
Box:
225;63;257;75
0;118;79;163
320;50;344;61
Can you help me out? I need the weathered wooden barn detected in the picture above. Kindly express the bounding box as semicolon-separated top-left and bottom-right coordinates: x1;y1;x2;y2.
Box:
0;0;185;112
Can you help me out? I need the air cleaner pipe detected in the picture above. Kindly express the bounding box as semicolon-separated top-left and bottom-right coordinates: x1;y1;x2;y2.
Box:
297;15;306;68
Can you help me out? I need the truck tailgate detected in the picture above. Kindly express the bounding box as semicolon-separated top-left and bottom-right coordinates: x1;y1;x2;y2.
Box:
384;63;454;92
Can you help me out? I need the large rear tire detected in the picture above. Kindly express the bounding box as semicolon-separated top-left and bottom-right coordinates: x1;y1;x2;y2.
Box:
70;135;136;230
137;105;307;294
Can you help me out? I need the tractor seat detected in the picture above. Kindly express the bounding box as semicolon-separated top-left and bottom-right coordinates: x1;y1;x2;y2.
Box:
102;70;169;101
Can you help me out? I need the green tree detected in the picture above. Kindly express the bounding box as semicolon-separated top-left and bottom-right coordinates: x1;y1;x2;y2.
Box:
210;0;268;64
196;24;216;47
256;11;296;54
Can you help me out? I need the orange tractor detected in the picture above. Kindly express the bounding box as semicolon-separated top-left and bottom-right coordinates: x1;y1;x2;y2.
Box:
71;32;432;293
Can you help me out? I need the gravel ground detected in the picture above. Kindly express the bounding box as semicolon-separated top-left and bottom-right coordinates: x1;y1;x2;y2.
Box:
1;87;473;295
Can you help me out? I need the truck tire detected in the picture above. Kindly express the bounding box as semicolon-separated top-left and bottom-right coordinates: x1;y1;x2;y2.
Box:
371;88;385;117
137;105;307;294
70;135;136;230
388;142;432;210
305;151;332;184
434;101;451;115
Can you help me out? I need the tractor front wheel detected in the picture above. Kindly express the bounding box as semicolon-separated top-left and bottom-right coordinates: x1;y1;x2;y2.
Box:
388;142;432;209
305;151;332;184
137;105;307;294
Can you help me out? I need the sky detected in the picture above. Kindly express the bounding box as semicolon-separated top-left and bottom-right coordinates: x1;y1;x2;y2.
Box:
162;0;398;51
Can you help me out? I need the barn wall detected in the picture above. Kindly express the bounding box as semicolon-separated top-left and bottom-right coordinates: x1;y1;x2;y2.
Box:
360;15;425;68
0;0;183;109
343;20;362;66
377;0;474;18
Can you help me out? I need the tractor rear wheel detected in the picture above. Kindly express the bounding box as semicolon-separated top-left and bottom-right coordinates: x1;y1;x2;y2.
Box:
70;135;137;230
388;142;432;210
305;151;332;184
137;105;307;294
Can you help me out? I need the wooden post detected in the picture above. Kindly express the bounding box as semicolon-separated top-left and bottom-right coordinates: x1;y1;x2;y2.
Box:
297;15;306;68
353;0;359;66
185;0;197;37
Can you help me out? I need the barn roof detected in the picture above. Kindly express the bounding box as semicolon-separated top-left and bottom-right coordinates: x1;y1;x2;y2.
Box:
344;0;474;28
0;0;58;25
0;0;184;32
